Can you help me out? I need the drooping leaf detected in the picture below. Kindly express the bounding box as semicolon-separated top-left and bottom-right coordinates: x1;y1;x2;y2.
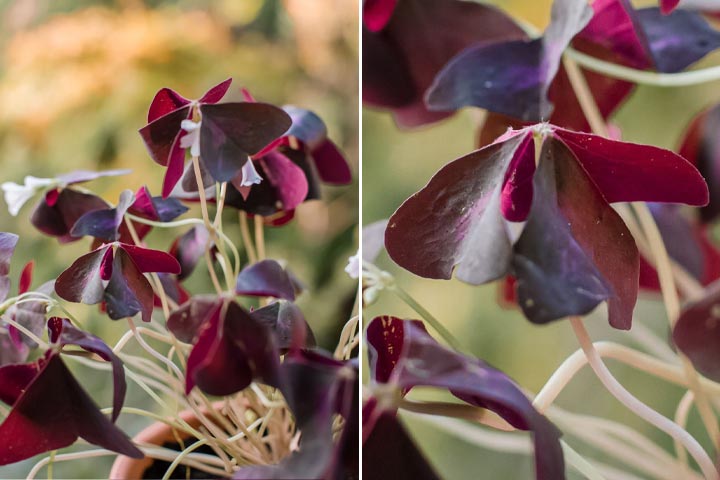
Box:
367;316;565;480
250;301;316;349
170;225;212;280
167;295;222;343
104;248;155;322
0;355;142;465
31;189;108;242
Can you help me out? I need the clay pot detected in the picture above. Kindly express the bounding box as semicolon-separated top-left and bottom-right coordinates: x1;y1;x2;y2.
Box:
109;406;217;479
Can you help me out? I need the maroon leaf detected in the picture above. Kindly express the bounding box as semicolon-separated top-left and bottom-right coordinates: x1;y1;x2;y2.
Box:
554;128;709;206
363;411;440;480
185;300;280;396
235;259;297;300
367;316;565;480
31;189;108;242
118;244;181;275
198;78;232;104
139;106;192;167
0;354;142;464
250;301;316;349
363;0;397;32
147;88;190;123
167;295;222;343
674;282;720;382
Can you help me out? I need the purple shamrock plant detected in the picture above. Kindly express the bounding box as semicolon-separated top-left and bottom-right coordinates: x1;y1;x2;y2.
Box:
363;0;720;478
0;75;357;479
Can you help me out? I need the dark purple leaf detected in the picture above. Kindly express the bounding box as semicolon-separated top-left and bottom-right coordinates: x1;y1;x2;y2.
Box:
0;355;142;464
367;316;565;480
169;225;211;280
139;106;192;167
235;259;296;300
250;301;315;349
147;88;190;123
254;151;309;211
185;300;280;396
312;139;352;185
674;282;720;382
70;190;135;242
511;139;625;326
55;246;113;305
199;102;292;182
363;411;440;480
426;0;592;121
104;247;155;322
0;233;18;302
153;273;189;307
636;7;720;73
167;295;221;343
363;0;527;127
162;131;188;199
47;317;126;422
31;189;108;242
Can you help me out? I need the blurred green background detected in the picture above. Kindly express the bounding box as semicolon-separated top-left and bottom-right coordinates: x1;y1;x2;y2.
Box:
0;0;357;477
363;0;720;478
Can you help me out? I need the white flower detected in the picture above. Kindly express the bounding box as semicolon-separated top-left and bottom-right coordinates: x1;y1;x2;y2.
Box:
1;176;55;216
180;119;201;157
345;251;360;279
238;160;263;187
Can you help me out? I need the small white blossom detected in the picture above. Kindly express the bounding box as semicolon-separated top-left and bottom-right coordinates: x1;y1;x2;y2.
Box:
345;251;360;279
180;119;201;157
1;176;55;216
238;160;263;187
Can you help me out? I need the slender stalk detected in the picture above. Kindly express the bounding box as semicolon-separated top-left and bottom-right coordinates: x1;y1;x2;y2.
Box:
566;47;720;87
254;215;266;260
570;317;717;480
239;212;258;264
389;284;466;354
675;391;695;467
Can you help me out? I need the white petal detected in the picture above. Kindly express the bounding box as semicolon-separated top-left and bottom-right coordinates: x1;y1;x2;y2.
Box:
180;119;200;132
1;182;35;216
239;160;263;187
344;252;360;279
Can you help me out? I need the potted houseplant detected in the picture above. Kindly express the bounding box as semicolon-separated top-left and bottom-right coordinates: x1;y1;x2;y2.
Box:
0;76;358;479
